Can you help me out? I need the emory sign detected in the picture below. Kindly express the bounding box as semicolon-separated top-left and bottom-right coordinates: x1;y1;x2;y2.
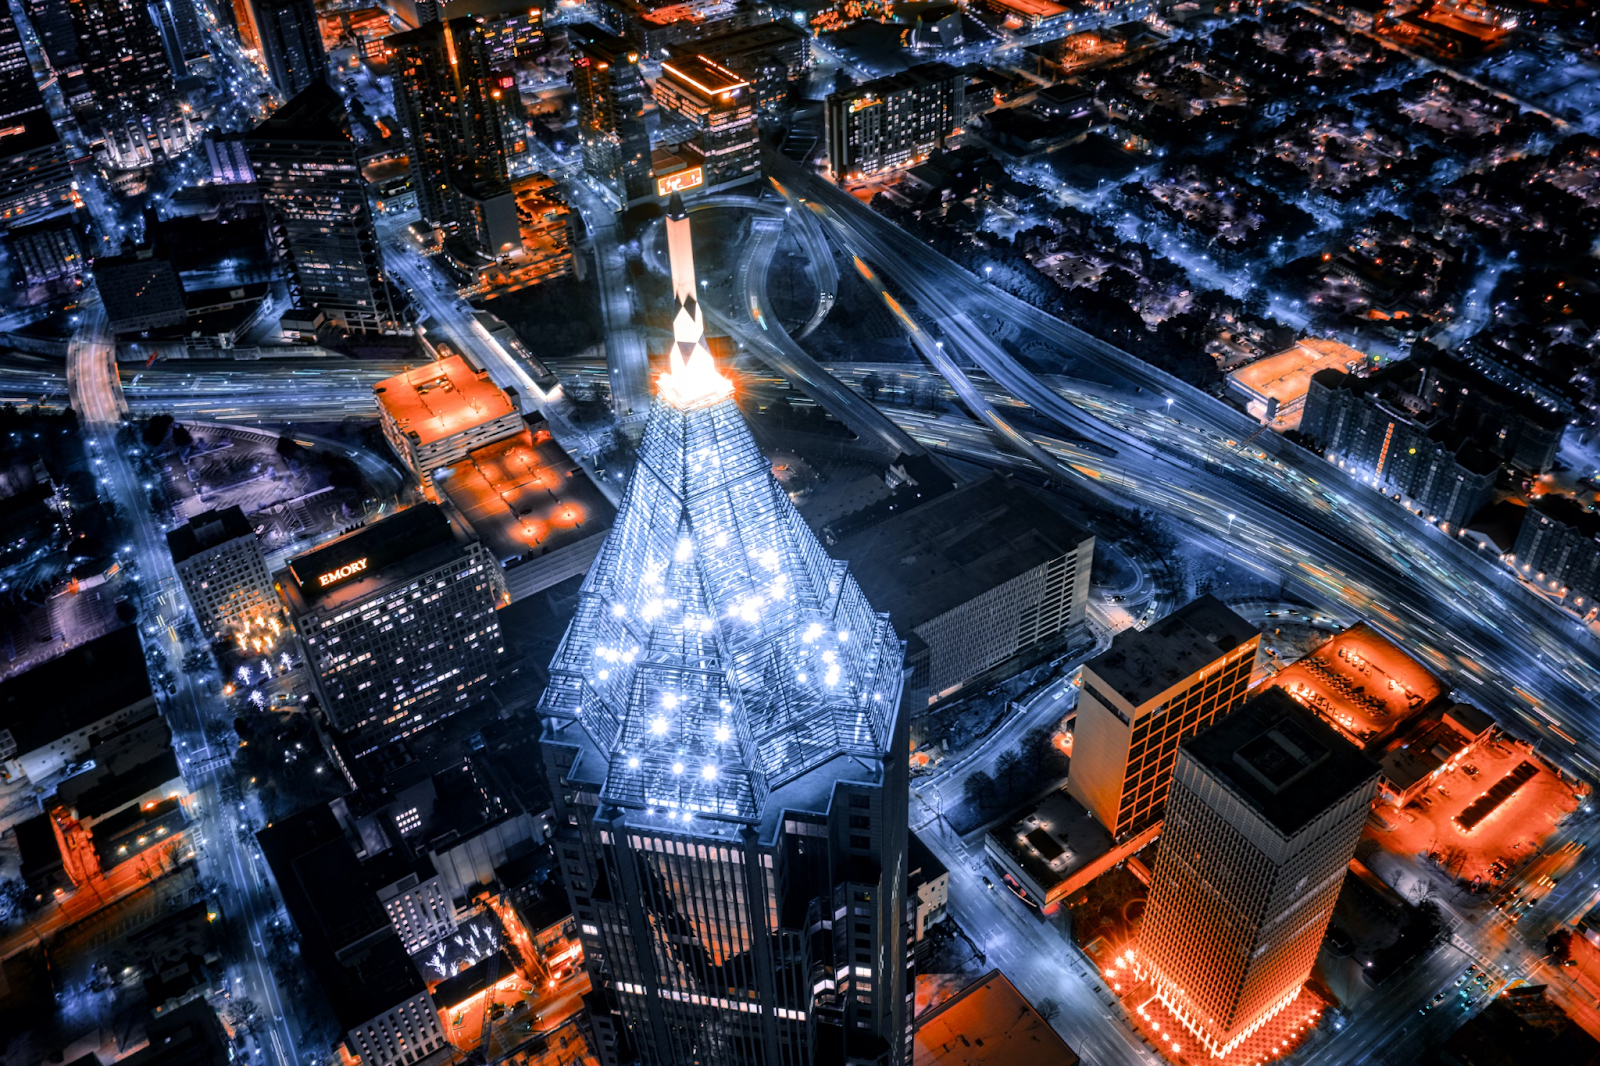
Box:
318;558;369;588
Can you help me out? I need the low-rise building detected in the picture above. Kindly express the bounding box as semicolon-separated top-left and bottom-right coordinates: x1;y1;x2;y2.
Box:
0;627;156;785
1269;622;1445;750
1375;702;1495;807
167;505;276;640
1226;338;1367;428
831;475;1094;703
276;504;508;762
824;63;966;180
914;970;1081;1066
434;421;615;598
908;831;948;958
374;355;525;497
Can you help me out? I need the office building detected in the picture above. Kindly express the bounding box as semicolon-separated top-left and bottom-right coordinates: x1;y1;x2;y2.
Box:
0;627;156;785
259;805;451;1066
908;831;948;960
388;18;511;255
833;474;1095;703
654;53;760;190
1510;495;1600;610
93;240;189;333
1270;622;1444;750
167;505;276;640
21;0;88;107
1300;360;1501;529
1136;687;1379;1058
537;204;911;1066
244;83;407;336
276;503;508;760
682;19;808;112
8;214;84;285
375;865;457;952
1068;596;1260;841
825;63;965;180
568;23;653;202
373;354;524;495
250;0;328;100
0;8;76;230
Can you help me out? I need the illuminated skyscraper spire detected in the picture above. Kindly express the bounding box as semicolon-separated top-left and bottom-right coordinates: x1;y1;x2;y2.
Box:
537;206;911;1065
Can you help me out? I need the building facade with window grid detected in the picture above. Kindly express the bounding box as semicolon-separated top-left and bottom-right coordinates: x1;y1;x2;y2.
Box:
538;207;911;1066
569;23;654;203
377;866;457;953
277;504;508;760
168;506;276;640
1068;595;1261;842
653;54;760;190
823;63;965;181
1136;688;1378;1058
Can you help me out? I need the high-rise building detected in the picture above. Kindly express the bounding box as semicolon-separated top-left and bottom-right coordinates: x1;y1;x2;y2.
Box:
686;20;810;113
1510;495;1600;612
0;7;76;229
68;0;189;163
243;82;408;335
8;215;84;285
149;0;206;78
93;240;189;333
537;201;911;1066
167;505;277;640
568;23;652;203
373;354;524;496
275;503;508;761
1136;686;1379;1058
19;0;88;107
654;53;760;190
250;0;328;100
824;63;965;181
388;18;511;254
1067;595;1260;842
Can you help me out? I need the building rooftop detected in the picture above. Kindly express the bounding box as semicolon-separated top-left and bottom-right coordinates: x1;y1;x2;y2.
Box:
1377;717;1472;794
837;61;963;100
278;503;467;613
166;505;257;564
986;787;1111;898
1271;622;1445;748
244;81;352;144
0;627;153;755
56;714;182;820
914;969;1080;1066
1228;339;1367;417
567;21;638;61
1086;595;1257;708
986;0;1068;19
909;829;947;887
1184;686;1379;838
689;19;808;58
660;54;749;95
434;423;614;563
832;475;1093;634
373;355;518;450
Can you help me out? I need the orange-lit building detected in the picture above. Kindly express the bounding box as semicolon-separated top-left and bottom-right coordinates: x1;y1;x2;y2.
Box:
375;354;525;497
824;62;966;181
1270;622;1444;750
1137;687;1380;1059
467;174;574;296
653;54;760;190
914;969;1079;1066
434;420;614;597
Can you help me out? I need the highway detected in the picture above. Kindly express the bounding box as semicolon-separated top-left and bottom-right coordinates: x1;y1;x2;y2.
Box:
772;152;1600;777
67;303;304;1066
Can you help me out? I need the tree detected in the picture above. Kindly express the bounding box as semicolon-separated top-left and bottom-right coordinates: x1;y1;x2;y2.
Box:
995;750;1025;801
1036;996;1062;1023
861;372;883;402
964;770;997;809
171;423;193;448
276;434;304;460
141;413;174;447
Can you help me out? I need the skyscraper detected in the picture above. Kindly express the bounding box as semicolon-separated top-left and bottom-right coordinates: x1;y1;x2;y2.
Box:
250;0;328;100
538;200;911;1066
568;23;652;203
0;7;75;230
1136;687;1379;1058
243;82;407;335
388;18;511;255
20;0;88;107
824;63;965;181
654;54;760;191
1067;595;1260;841
68;0;188;162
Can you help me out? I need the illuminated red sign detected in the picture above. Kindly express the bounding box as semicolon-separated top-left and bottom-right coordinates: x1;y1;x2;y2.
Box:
656;166;704;197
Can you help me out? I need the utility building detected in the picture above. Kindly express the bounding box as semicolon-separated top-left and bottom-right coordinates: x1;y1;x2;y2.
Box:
1136;687;1379;1058
538;200;911;1066
1067;596;1260;841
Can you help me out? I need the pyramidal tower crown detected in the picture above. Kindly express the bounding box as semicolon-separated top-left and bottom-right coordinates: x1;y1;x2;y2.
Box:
537;202;904;824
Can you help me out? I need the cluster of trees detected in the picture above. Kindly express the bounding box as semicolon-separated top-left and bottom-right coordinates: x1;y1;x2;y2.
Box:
485;274;603;362
962;721;1072;812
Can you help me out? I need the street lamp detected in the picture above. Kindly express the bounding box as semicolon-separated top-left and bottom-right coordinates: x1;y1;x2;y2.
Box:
1227;513;1236;533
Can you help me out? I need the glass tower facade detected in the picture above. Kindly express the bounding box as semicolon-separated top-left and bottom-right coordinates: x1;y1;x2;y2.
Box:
539;201;912;1066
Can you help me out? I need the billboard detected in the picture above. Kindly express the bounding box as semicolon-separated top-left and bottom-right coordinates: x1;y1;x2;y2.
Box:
656;166;704;198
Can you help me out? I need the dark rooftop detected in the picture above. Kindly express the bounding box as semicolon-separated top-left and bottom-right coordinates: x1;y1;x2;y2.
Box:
279;503;461;611
1183;686;1380;837
166;505;256;565
56;714;181;819
832;476;1093;633
909;829;947;886
244;81;354;144
0;627;152;755
1087;595;1257;707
